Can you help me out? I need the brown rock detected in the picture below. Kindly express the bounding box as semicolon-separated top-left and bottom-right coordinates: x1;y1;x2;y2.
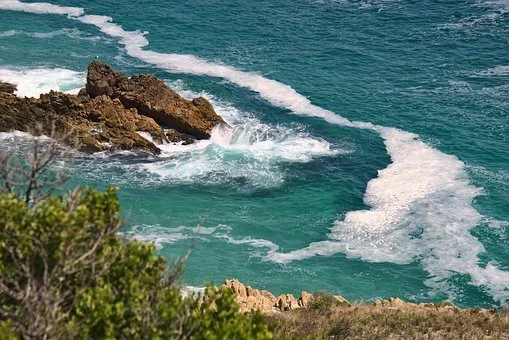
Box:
223;279;248;299
86;61;127;98
387;297;406;308
333;294;350;305
276;294;300;311
222;279;353;314
0;61;229;154
86;60;225;139
221;279;277;313
0;81;16;94
166;129;194;145
77;88;89;98
298;291;313;307
260;290;276;301
0;91;164;154
245;295;275;312
276;295;289;311
374;298;418;309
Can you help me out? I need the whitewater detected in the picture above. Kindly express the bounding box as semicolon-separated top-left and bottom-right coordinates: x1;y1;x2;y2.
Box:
1;0;508;305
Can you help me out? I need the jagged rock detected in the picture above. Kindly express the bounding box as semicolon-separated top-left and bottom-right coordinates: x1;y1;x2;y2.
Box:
223;279;476;328
298;291;313;307
221;279;350;313
276;294;300;311
86;61;225;139
0;81;16;94
166;129;194;145
260;290;277;301
0;60;234;154
0;91;164;154
372;298;462;314
332;294;350;305
224;279;248;299
373;298;407;308
77;88;89;98
221;279;278;313
86;61;127;98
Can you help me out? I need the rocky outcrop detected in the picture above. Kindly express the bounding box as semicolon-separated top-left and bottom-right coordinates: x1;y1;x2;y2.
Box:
222;279;278;312
222;279;474;319
276;294;300;311
166;129;194;145
0;81;16;94
0;90;164;154
371;298;461;313
0;61;226;154
86;61;226;139
221;279;350;313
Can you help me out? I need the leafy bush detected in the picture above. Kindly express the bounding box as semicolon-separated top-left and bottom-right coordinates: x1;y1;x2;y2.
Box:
0;188;272;339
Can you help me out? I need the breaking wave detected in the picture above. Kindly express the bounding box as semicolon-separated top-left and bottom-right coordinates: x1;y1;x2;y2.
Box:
0;67;85;97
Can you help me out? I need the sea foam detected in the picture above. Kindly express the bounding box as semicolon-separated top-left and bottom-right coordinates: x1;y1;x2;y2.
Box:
0;67;85;97
136;92;342;189
2;0;508;303
0;0;83;16
476;65;509;77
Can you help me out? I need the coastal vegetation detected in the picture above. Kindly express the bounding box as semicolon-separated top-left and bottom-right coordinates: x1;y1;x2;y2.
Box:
0;139;270;338
267;297;509;339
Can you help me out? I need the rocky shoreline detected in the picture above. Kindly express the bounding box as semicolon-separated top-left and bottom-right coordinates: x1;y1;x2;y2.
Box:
220;278;499;315
221;280;509;338
0;61;227;154
221;279;349;313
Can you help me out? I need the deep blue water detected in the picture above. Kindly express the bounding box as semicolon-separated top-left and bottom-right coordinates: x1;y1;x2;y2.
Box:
0;0;508;308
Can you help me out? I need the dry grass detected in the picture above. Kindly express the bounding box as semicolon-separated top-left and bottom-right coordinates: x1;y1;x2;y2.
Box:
266;297;509;339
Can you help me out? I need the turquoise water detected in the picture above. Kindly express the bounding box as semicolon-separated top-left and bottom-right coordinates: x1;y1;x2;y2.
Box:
0;0;508;308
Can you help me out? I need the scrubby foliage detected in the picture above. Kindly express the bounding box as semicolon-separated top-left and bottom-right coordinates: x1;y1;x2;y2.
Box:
267;300;509;339
0;188;272;339
307;292;348;310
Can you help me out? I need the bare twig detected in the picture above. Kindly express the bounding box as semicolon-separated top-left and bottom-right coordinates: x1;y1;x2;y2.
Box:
0;121;78;205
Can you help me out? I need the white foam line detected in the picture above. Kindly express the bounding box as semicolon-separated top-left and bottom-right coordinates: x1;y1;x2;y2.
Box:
2;1;508;303
0;67;85;97
476;65;509;77
0;0;83;16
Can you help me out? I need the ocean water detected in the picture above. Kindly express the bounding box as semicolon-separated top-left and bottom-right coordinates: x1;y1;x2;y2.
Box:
0;0;508;308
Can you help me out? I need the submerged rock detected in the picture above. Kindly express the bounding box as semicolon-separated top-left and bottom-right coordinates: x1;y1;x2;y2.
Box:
86;60;225;139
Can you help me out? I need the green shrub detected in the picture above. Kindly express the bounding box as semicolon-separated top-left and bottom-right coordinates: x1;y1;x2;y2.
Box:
0;188;272;339
308;292;344;310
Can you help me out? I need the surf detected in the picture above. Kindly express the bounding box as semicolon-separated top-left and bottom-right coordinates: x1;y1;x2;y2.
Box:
1;0;508;304
0;67;85;97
